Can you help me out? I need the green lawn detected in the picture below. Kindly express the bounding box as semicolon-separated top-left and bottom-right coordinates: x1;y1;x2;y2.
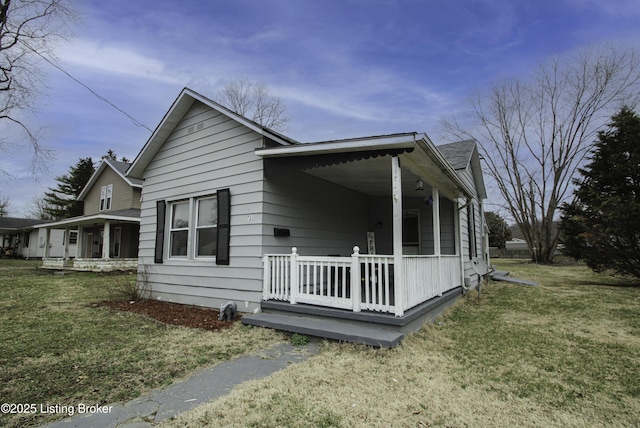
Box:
0;260;284;428
167;259;640;427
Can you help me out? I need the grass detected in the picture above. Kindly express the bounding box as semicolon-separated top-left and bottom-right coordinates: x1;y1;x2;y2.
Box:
0;260;284;428
165;259;640;427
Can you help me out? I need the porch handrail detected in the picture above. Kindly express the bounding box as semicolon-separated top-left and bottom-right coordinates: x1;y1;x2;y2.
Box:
263;248;462;316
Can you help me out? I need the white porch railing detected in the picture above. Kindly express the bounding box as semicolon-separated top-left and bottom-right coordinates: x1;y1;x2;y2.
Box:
403;255;460;310
263;247;461;316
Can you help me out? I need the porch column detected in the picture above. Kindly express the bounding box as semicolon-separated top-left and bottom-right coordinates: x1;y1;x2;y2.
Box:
432;187;442;295
44;228;51;259
431;188;440;256
102;221;111;260
63;227;71;260
391;156;404;317
76;226;84;259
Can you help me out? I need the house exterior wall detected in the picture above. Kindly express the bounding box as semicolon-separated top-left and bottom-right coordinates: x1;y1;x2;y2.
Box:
138;101;267;311
262;172;369;257
84;167;141;215
457;164;485;288
366;194;457;256
37;229;77;258
20;230;40;258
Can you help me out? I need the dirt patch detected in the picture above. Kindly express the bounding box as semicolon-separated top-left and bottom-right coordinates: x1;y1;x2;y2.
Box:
98;299;238;331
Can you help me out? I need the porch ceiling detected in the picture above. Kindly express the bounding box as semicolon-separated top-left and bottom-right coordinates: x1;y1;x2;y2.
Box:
257;133;472;201
304;155;434;197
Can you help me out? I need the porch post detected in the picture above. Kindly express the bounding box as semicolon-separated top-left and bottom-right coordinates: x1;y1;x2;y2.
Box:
289;247;298;305
63;227;71;260
76;226;84;259
351;246;361;312
432;187;442;295
44;228;51;259
102;221;111;260
391;156;404;317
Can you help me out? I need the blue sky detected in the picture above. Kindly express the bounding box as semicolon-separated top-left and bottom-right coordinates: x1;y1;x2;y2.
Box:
3;0;640;216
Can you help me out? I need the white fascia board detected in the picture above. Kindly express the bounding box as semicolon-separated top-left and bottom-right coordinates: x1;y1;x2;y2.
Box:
34;214;141;229
256;133;419;158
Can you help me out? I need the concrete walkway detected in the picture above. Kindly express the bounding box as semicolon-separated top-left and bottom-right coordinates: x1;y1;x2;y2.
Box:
44;339;321;428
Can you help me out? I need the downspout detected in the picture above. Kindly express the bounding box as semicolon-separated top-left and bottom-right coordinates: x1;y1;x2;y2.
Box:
457;198;471;294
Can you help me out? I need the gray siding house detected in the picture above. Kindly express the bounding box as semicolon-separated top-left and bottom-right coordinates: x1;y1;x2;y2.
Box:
127;88;489;346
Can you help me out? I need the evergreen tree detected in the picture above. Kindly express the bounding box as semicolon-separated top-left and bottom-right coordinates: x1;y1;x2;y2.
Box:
485;211;511;249
560;107;640;278
43;157;95;219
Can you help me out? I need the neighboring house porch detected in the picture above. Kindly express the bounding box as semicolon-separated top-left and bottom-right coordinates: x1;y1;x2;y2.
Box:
37;210;140;271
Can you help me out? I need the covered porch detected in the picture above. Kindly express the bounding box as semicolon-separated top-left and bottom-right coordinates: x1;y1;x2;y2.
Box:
37;209;140;272
255;133;478;318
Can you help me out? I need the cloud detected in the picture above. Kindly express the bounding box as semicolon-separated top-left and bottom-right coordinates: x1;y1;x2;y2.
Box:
58;39;187;85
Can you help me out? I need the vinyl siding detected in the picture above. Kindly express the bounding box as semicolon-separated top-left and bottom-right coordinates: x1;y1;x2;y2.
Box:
262;172;369;257
457;165;484;288
138;101;266;311
84;167;141;215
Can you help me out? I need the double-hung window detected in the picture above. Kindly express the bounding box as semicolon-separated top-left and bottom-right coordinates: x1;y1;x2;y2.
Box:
196;196;217;256
169;201;190;257
100;184;113;211
156;189;230;265
168;195;218;258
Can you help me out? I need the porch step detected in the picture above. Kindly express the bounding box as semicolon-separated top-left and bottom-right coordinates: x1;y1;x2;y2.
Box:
242;287;464;348
242;312;404;348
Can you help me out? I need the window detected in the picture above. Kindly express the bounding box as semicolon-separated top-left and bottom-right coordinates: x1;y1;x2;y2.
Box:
467;204;477;259
169;201;190;257
169;195;218;258
100;186;106;211
106;184;113;210
156;189;230;265
100;184;113;211
402;209;421;255
196;197;217;256
114;227;122;258
69;231;78;245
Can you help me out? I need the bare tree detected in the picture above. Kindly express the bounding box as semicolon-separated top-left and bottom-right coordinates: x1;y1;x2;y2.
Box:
0;0;77;174
0;193;10;216
216;77;289;131
443;44;640;263
26;194;55;219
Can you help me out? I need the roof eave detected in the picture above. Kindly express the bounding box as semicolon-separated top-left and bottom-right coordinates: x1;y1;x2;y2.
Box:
255;133;419;158
127;88;298;179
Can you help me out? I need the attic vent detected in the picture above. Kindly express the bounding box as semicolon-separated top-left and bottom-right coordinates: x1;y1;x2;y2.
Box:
187;123;205;134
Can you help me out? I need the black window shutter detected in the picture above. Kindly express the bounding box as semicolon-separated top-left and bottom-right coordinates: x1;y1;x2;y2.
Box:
154;200;166;264
216;188;231;265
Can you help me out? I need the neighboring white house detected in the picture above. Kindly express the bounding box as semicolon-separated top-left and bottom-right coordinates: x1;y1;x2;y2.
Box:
125;88;489;329
0;217;76;259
